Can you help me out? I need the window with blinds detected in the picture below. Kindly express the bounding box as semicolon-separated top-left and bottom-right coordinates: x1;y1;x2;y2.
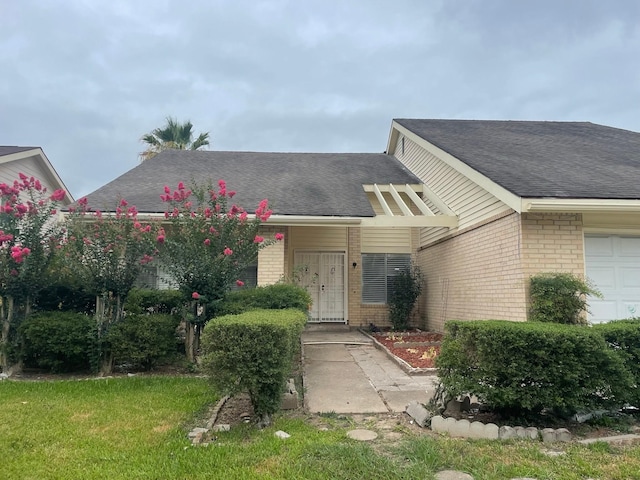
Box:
361;253;411;304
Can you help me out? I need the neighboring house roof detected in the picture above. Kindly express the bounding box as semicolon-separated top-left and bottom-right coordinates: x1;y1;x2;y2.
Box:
83;150;423;217
0;146;38;156
0;146;74;204
394;119;640;200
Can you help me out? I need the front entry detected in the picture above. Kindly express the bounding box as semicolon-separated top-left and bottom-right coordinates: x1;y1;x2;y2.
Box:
294;251;346;323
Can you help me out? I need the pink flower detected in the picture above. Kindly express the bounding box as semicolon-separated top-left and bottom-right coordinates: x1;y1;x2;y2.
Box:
139;254;154;265
120;199;128;207
236;280;244;287
239;211;248;222
260;210;272;222
223;247;233;256
157;235;165;244
192;292;200;300
253;235;264;243
10;269;18;276
0;232;14;243
134;222;142;229
49;188;67;202
178;181;185;190
164;185;171;194
228;190;236;198
275;232;284;241
204;238;211;246
209;227;217;234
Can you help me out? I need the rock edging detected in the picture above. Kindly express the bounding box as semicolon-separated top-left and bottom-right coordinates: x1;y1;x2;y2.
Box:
430;415;572;442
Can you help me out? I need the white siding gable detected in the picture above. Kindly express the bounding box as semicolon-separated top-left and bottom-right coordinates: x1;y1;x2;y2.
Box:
394;134;512;246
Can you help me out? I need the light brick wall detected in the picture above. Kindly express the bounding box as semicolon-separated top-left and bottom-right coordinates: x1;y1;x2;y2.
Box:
520;213;585;313
347;227;363;325
418;212;586;332
418;212;526;332
257;226;286;285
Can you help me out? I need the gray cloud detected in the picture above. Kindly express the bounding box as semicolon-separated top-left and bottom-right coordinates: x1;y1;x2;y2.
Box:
1;0;638;197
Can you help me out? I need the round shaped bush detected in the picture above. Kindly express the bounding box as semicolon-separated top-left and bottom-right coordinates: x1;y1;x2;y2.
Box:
20;311;96;373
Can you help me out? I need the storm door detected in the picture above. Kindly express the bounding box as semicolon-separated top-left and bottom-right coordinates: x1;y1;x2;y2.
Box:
294;252;346;323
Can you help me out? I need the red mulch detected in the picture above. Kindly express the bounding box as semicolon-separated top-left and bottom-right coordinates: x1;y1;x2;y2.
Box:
372;331;443;368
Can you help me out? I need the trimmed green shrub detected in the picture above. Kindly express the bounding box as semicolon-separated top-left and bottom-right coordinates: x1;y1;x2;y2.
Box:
107;314;182;370
437;320;632;416
200;309;307;422
35;283;95;314
217;283;311;316
529;272;601;324
123;288;184;315
594;318;640;407
388;264;423;330
20;311;96;372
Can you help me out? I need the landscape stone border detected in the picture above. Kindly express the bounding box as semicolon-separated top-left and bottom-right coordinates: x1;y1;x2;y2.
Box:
360;329;438;375
430;415;572;442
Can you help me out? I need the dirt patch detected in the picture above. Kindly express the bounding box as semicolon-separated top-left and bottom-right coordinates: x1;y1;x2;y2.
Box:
214;393;255;428
372;331;443;368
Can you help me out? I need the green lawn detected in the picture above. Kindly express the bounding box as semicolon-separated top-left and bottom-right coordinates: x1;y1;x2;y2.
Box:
2;377;640;479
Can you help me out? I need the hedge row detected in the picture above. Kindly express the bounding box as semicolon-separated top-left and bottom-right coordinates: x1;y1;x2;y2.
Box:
200;308;307;420
594;319;640;408
20;311;181;372
217;283;311;316
437;320;638;416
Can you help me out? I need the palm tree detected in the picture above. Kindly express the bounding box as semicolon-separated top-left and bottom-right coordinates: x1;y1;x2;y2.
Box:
140;117;210;161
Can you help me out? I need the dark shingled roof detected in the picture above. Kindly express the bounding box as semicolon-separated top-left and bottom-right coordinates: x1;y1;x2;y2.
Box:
0;146;38;157
396;119;640;199
83;150;422;216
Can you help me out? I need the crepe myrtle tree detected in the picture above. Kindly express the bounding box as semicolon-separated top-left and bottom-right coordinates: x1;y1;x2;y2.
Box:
63;197;156;374
0;174;67;373
157;180;283;361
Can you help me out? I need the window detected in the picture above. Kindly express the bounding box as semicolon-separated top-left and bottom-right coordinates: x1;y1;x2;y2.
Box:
361;253;411;304
231;263;258;290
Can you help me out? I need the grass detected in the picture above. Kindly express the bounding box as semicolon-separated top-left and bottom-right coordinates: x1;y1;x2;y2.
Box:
2;377;640;479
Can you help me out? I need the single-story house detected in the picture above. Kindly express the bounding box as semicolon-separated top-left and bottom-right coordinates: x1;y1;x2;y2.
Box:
83;119;640;329
0;146;74;204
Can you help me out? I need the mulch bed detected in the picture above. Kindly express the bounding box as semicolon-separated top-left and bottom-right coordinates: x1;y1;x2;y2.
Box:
371;331;443;369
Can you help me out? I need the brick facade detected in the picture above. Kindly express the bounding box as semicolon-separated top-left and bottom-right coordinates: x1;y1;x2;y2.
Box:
257;226;287;285
417;212;586;332
418;212;526;332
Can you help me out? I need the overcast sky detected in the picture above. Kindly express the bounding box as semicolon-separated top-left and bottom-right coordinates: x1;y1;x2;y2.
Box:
1;0;639;198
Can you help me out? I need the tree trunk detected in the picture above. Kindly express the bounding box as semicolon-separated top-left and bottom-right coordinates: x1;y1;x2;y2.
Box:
0;296;14;373
185;321;196;363
99;351;114;377
95;294;115;376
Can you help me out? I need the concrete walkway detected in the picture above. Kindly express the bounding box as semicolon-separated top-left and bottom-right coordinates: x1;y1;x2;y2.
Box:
302;329;439;414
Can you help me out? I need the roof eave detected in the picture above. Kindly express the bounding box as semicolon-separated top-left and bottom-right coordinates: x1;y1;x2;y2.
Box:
523;198;640;213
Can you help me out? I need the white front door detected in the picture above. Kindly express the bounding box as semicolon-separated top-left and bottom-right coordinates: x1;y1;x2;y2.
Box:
585;235;640;323
295;252;346;323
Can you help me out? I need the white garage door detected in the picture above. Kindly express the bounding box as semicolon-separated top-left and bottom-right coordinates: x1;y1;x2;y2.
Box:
585;235;640;323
